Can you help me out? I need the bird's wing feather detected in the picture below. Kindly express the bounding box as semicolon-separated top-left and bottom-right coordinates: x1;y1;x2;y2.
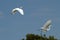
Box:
12;8;24;15
18;9;24;15
41;20;52;32
43;20;51;29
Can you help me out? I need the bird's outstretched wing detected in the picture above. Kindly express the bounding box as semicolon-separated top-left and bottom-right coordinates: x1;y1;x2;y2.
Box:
17;9;24;15
12;8;24;15
41;20;52;32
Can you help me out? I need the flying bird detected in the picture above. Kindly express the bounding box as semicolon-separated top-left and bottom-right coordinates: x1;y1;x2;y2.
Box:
41;20;52;32
12;7;24;15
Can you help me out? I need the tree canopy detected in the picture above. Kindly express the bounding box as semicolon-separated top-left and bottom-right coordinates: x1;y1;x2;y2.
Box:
22;34;57;40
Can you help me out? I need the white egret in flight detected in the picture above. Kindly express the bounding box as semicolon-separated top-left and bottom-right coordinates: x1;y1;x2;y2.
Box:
12;7;24;15
41;20;52;32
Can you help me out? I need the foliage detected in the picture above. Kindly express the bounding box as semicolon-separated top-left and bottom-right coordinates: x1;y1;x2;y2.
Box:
22;34;57;40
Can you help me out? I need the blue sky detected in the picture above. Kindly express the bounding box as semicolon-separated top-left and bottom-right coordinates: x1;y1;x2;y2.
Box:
0;0;60;40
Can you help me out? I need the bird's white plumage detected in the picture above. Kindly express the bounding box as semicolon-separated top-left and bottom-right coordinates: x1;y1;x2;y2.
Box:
41;20;52;32
12;8;24;15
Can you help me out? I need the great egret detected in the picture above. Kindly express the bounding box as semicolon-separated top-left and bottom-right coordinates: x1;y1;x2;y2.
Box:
12;7;24;15
41;20;52;32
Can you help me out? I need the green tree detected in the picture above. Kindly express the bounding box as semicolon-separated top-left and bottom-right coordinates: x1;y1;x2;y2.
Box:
22;33;57;40
22;38;25;40
49;36;57;40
